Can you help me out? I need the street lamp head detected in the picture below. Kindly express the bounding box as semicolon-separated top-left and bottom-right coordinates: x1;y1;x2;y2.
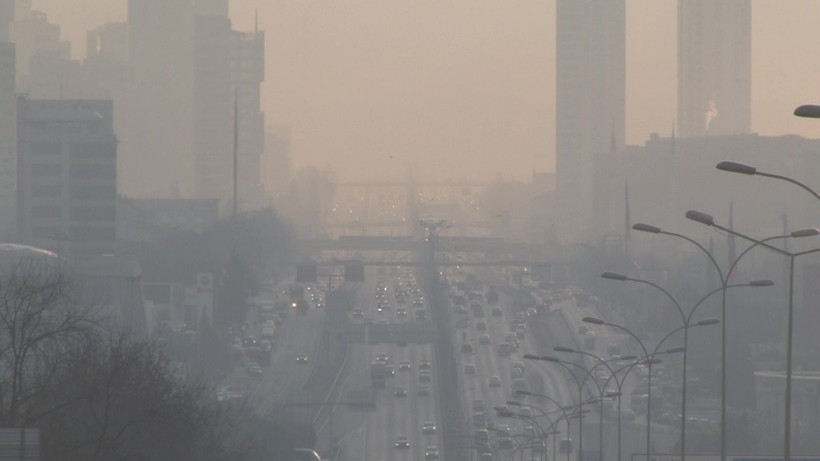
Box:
748;279;774;287
696;317;720;326
554;346;576;354
583;316;605;325
507;400;523;407
601;271;628;281
617;354;638;361
605;391;622;398
685;210;715;226
632;223;662;234
716;161;757;175
523;354;541;361
794;104;820;118
791;228;820;238
666;346;686;354
643;358;663;365
514;390;532;397
541;355;561;363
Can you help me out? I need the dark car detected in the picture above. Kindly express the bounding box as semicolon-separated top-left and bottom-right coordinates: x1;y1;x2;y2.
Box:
295;354;308;364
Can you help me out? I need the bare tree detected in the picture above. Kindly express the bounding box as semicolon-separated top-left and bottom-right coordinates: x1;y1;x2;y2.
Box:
0;260;97;426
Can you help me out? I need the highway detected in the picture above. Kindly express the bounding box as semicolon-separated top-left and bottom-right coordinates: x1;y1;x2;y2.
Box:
329;267;444;461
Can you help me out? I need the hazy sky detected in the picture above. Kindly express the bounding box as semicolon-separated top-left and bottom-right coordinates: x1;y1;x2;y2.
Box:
30;0;820;183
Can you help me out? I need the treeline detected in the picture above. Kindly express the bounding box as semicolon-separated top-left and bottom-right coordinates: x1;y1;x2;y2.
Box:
0;261;305;460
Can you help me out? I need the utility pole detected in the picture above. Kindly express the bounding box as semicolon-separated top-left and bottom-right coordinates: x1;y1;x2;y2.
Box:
232;89;239;221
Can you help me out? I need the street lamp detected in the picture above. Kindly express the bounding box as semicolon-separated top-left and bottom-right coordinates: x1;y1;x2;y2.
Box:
507;401;555;461
634;220;810;461
553;347;629;461
687;209;820;461
582;317;706;461
794;104;820;118
600;270;770;461
523;355;602;461
514;390;576;461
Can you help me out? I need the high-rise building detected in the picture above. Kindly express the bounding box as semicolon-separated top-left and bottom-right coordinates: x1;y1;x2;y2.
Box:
193;7;265;213
193;14;232;207
127;0;195;197
555;0;625;241
0;42;15;240
230;26;265;209
678;0;751;137
9;2;70;84
0;0;13;41
17;98;118;257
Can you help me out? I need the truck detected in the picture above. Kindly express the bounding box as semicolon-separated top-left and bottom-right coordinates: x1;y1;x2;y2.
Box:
290;285;308;315
486;286;499;305
371;361;390;388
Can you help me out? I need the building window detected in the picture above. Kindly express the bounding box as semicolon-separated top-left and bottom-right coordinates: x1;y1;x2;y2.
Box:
31;226;59;238
70;184;116;200
70;164;116;180
29;142;61;156
71;226;115;241
71;206;115;221
31;164;63;176
31;184;62;197
70;142;115;159
31;205;61;218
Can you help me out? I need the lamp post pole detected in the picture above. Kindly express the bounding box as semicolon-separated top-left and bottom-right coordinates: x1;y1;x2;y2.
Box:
526;356;602;461
686;207;820;461
634;221;808;461
601;268;772;461
514;390;575;461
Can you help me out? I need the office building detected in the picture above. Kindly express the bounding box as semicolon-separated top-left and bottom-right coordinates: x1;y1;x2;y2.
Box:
16;98;117;257
230;26;265;209
0;42;15;240
0;0;13;41
127;0;195;197
555;0;625;241
678;0;751;137
9;2;70;84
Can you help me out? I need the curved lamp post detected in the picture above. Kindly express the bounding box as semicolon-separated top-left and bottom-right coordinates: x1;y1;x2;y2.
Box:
554;347;628;461
514;389;580;461
507;400;556;461
523;354;602;461
635;220;812;461
687;208;820;461
601;270;772;461
582;316;714;461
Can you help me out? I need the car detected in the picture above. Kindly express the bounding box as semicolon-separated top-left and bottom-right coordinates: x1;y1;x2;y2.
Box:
472;399;487;412
464;363;476;375
418;385;431;396
419;359;432;370
489;375;502;388
376;352;389;363
419;372;432;384
425;446;440;460
519;407;533;418
246;364;263;378
461;342;474;354
395;436;410;448
352;309;364;319
422;421;437;434
398;360;411;371
495;405;514;417
492;306;503;317
476;321;487;331
415;309;428;320
479;334;491;345
394;387;407;398
497;437;513;449
397;308;407;318
295;354;308;364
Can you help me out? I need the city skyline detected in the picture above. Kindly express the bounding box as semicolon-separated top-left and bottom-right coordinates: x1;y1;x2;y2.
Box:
21;0;820;185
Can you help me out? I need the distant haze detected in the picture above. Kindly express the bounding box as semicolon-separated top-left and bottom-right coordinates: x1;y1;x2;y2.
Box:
31;0;820;183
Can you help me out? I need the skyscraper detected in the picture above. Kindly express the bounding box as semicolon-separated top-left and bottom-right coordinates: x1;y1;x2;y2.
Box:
128;0;195;197
0;42;16;240
678;0;751;137
555;0;625;241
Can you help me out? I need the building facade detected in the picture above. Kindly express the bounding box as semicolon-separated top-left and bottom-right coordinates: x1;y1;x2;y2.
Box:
16;98;117;257
678;0;751;137
555;0;625;241
0;42;15;241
